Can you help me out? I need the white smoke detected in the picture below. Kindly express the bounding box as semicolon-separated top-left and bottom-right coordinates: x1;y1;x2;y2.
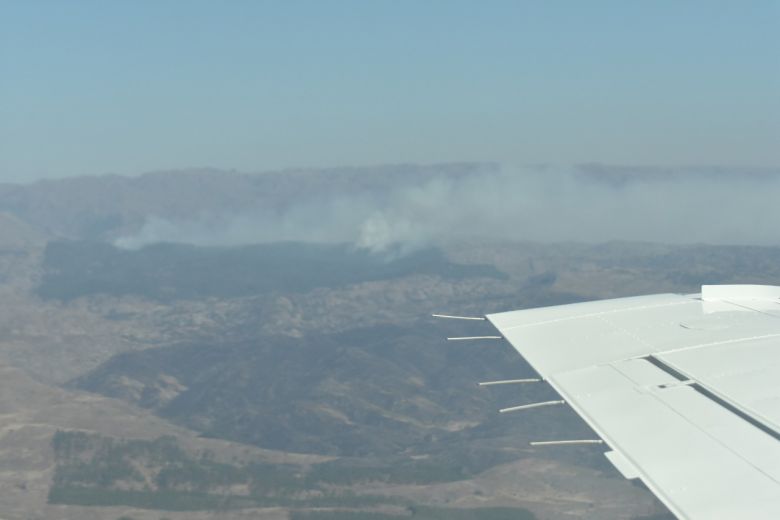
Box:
115;166;780;251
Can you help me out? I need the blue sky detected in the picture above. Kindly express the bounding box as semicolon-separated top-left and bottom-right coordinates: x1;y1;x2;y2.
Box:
1;0;778;181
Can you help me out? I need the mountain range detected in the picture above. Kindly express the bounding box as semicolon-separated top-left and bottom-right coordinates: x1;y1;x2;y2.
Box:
2;164;771;519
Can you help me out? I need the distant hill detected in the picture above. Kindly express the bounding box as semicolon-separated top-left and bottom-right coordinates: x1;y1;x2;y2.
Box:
0;163;497;241
576;163;780;186
72;322;580;457
38;241;506;301
0;211;49;248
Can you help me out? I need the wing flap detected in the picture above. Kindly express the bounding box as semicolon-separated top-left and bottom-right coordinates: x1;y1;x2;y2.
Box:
604;450;640;480
486;286;780;520
657;337;780;433
549;361;780;519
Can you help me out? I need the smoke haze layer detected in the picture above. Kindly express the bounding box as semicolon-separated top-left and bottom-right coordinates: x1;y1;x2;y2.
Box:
114;166;780;251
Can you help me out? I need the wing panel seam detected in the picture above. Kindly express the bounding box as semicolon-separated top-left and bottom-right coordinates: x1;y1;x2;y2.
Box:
494;300;690;332
648;355;780;442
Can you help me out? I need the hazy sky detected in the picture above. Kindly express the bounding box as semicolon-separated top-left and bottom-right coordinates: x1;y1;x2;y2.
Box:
2;1;778;182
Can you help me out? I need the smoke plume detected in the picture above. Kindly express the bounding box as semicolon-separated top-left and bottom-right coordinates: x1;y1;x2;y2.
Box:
115;165;780;251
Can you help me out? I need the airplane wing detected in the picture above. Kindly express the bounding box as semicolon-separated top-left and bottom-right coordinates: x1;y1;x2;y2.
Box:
485;285;780;520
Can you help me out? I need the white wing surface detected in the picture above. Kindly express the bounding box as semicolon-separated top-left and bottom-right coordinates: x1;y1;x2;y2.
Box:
486;285;780;520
